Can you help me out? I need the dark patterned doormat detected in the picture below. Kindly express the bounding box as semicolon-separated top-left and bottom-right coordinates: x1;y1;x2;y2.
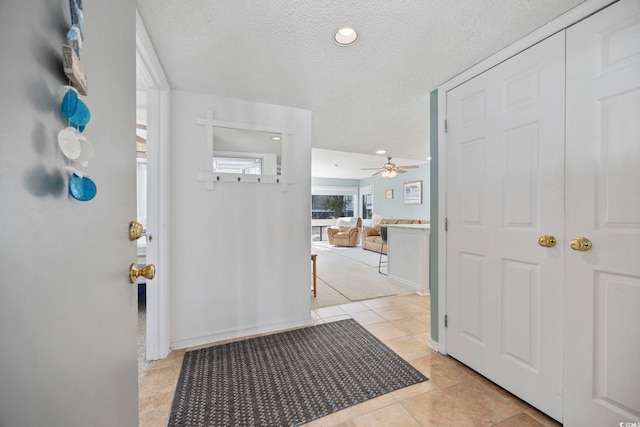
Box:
167;319;427;426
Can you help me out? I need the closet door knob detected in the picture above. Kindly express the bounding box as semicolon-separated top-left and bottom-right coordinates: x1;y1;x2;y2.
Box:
537;235;557;247
570;237;592;251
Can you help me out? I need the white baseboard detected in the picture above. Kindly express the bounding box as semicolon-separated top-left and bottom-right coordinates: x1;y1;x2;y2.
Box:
170;317;313;350
427;338;440;353
388;275;426;294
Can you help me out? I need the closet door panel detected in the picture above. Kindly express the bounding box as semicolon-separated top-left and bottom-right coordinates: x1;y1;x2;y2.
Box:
565;0;640;425
446;31;565;421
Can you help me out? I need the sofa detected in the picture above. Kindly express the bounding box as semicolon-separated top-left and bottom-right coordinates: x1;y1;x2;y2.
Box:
327;217;362;247
361;219;429;254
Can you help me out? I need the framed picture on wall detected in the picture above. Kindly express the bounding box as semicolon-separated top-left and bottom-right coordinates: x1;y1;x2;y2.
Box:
385;189;393;199
403;180;422;205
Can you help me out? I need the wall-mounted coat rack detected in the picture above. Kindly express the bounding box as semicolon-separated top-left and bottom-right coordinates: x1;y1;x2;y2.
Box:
196;111;295;192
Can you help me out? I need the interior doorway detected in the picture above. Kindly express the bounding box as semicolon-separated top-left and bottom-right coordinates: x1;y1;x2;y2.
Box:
359;185;374;227
136;91;149;382
136;10;171;364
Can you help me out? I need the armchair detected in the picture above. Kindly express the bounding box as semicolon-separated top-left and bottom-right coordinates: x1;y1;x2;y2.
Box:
327;217;362;247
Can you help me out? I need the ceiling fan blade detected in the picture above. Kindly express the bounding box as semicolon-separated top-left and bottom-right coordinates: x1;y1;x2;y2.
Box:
360;156;421;176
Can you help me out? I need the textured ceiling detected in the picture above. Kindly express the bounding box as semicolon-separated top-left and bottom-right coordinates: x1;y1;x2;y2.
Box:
137;0;584;167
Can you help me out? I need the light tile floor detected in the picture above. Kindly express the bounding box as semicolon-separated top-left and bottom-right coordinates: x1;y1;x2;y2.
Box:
139;294;562;426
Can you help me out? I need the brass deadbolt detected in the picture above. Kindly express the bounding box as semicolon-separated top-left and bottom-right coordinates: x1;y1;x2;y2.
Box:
129;221;144;241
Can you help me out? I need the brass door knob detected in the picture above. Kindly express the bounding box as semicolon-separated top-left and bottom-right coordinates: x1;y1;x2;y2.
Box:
570;237;592;251
129;263;155;283
537;235;557;247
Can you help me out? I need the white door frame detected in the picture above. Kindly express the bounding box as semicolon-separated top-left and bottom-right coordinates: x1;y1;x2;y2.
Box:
359;184;374;226
435;0;617;355
136;10;171;360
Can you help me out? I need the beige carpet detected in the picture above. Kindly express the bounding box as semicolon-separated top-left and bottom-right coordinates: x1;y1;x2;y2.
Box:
316;243;382;267
311;277;351;309
311;242;411;309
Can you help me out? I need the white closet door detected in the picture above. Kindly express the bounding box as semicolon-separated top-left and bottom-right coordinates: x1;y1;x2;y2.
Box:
565;0;640;424
446;32;565;420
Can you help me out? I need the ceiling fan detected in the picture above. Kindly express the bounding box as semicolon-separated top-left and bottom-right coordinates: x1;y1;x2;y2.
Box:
361;157;419;178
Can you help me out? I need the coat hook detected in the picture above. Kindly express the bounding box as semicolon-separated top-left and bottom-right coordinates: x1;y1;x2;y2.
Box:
216;176;220;181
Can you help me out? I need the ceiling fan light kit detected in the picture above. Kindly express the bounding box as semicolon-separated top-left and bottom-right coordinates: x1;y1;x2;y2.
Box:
361;157;419;179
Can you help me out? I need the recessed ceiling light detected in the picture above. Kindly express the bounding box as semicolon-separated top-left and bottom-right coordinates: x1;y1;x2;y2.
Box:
334;27;358;46
376;150;386;154
271;136;281;141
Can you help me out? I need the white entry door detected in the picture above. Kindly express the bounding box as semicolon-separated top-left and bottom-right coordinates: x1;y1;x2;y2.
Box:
0;2;139;426
564;0;640;424
446;32;565;420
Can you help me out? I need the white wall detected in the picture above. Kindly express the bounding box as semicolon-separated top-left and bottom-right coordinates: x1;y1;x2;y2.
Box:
354;164;431;220
169;91;312;348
